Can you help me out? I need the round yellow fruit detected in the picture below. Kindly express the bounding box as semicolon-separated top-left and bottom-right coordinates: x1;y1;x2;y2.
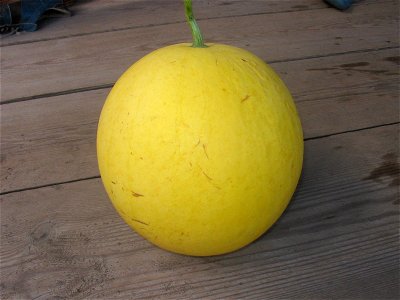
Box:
97;43;303;256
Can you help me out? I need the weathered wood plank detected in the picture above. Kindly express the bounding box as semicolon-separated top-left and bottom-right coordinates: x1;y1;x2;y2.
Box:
1;0;398;102
0;0;329;46
1;48;398;193
1;124;398;299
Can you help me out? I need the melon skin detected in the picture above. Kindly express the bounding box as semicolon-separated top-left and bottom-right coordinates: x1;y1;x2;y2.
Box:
97;43;303;256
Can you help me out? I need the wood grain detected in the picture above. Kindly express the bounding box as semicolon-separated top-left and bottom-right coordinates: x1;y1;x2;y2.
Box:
1;124;398;299
0;0;330;47
1;0;398;102
1;48;398;193
0;1;398;298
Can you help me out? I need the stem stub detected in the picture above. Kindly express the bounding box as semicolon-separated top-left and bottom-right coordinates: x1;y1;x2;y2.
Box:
184;0;207;48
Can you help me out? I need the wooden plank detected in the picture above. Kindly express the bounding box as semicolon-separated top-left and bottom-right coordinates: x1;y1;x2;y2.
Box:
1;48;398;193
1;0;398;102
0;0;329;46
1;124;398;299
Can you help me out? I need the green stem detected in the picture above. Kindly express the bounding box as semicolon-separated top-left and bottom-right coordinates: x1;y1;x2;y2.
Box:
184;0;207;48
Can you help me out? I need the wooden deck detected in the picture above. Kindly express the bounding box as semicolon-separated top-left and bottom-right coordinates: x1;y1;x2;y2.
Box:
1;0;399;298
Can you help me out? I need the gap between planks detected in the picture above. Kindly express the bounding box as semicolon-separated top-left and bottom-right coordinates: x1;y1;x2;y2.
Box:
2;0;380;47
1;45;398;106
1;121;398;197
0;0;392;47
